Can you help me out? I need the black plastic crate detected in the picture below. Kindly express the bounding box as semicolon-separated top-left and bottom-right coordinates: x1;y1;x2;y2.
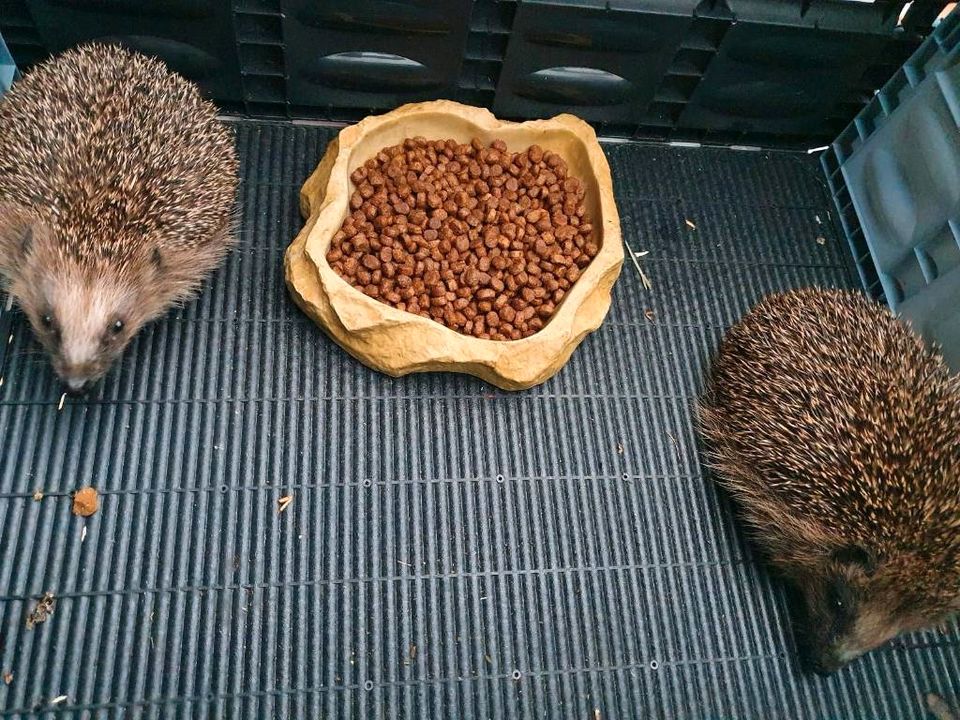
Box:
0;0;45;71
4;0;245;103
823;4;960;369
281;0;473;115
455;0;518;108
493;0;701;127
0;29;15;94
675;0;916;140
0;0;945;146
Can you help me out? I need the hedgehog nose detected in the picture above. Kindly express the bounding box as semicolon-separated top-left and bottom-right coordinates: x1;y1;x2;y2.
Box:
803;647;845;676
64;376;91;395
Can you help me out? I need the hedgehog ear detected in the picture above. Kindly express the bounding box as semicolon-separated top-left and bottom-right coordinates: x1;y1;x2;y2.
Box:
151;247;164;271
832;545;877;575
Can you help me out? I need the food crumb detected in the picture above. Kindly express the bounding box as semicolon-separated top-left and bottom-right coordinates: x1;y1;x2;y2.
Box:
2;671;12;685
50;695;67;705
815;236;826;245
72;487;98;517
277;495;293;513
26;592;55;629
684;218;697;230
32;490;43;502
644;309;656;322
57;393;66;411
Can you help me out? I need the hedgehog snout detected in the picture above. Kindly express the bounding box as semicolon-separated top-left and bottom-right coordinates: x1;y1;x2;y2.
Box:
800;638;859;676
63;375;93;395
54;358;104;395
51;338;116;394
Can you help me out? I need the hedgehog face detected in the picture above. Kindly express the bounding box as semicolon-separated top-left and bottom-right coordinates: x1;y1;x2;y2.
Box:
7;223;162;393
37;274;142;393
793;546;888;674
794;546;955;674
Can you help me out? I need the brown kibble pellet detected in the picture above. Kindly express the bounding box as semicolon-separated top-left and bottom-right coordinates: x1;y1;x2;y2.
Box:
327;136;598;339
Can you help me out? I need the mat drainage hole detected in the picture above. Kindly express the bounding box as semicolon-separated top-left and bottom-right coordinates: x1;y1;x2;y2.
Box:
511;669;521;681
650;660;659;671
363;479;372;488
496;474;504;484
220;485;228;493
621;473;629;481
364;680;374;691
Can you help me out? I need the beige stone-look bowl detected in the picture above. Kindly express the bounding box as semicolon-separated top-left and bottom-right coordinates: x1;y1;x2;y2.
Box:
284;100;622;390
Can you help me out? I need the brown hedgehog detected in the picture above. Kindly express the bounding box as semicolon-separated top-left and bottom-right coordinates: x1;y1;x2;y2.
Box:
0;43;238;393
700;287;960;674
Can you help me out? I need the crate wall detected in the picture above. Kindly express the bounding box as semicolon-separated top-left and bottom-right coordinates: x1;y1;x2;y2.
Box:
0;0;946;145
5;0;245;104
674;0;920;141
0;0;44;71
281;0;473;119
491;0;702;134
823;5;960;368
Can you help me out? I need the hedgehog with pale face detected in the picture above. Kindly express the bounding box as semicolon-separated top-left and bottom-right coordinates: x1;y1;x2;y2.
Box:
700;288;960;674
0;43;238;393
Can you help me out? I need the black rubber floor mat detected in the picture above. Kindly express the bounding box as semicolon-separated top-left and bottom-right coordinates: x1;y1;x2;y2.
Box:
0;123;957;719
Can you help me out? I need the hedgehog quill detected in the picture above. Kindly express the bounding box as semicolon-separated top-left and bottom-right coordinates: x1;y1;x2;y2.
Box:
0;44;238;393
700;288;960;674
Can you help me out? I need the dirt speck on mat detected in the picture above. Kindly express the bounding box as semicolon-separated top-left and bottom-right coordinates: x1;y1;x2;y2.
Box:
25;592;55;629
72;487;98;517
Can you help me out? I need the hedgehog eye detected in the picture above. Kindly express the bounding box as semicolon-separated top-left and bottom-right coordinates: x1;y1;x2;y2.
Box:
41;313;53;329
110;319;124;335
826;580;856;632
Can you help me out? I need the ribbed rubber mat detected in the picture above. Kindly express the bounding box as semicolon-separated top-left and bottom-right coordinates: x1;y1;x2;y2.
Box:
1;123;957;719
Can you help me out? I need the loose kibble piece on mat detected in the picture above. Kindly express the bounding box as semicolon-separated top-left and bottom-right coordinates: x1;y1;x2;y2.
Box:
72;487;99;517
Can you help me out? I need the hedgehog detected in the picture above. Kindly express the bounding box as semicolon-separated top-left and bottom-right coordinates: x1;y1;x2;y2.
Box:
699;287;960;674
0;43;238;393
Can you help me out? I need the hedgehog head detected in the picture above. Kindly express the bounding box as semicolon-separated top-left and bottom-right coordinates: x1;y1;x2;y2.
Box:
1;204;173;392
789;541;960;674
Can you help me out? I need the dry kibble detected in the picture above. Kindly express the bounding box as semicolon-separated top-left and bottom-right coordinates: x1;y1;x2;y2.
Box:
327;136;599;339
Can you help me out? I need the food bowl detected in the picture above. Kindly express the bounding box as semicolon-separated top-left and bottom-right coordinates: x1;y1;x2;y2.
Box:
284;100;622;390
